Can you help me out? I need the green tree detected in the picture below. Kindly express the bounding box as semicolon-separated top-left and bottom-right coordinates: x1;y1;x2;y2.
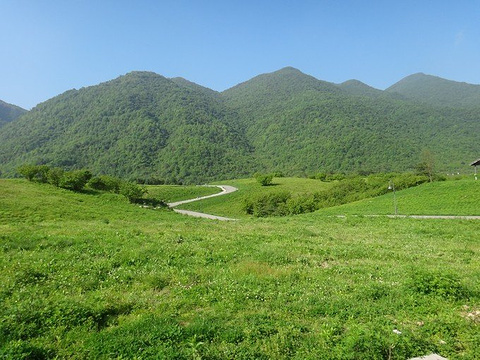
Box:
416;150;435;182
46;167;65;187
119;181;147;203
17;164;49;182
17;164;39;181
59;170;92;191
254;173;274;186
88;175;122;193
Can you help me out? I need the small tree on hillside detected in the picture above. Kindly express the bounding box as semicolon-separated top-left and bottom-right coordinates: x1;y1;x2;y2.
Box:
59;170;92;191
416;150;435;182
119;181;147;203
46;167;65;187
254;173;274;186
17;164;49;182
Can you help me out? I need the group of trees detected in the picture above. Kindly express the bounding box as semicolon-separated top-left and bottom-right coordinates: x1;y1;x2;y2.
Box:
244;172;431;217
17;164;147;203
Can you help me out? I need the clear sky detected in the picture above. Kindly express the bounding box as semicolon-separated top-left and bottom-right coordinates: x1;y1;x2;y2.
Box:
2;0;480;109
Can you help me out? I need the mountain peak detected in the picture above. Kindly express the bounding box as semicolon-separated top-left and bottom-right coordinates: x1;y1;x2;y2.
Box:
337;79;382;97
0;99;27;127
387;73;480;107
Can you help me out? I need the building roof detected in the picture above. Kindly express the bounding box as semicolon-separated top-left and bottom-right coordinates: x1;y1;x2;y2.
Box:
471;159;480;166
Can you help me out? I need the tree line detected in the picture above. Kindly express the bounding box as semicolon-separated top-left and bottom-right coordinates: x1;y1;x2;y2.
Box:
17;164;155;205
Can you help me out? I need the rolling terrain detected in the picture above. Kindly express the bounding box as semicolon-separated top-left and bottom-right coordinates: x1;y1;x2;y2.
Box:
0;67;478;182
1;178;479;358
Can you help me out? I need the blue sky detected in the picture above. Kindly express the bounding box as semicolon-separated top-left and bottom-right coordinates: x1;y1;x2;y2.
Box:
2;0;480;109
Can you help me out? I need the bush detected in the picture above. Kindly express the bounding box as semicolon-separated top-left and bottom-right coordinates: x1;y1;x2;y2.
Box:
119;182;147;203
17;164;49;183
88;175;122;193
254;173;274;186
46;167;65;187
59;170;92;191
243;191;291;217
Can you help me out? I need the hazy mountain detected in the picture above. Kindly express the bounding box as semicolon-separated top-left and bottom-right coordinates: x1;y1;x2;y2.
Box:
0;100;27;127
386;73;480;107
336;79;383;97
0;68;478;181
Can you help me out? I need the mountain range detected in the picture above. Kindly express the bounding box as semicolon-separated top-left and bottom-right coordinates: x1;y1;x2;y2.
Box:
0;68;478;182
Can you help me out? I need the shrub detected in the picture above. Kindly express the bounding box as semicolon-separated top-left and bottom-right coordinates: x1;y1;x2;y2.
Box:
59;170;92;191
46;167;65;187
243;191;291;217
119;182;147;203
88;175;122;193
17;164;49;183
254;173;274;186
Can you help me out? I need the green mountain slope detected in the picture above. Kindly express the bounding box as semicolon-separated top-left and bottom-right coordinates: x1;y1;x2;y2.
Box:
0;68;478;181
222;67;479;174
0;72;252;183
336;79;383;97
0;99;27;127
386;73;480;107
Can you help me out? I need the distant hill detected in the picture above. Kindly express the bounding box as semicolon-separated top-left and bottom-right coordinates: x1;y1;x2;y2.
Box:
0;68;478;181
386;73;480;107
0;100;27;127
336;79;383;97
170;77;220;97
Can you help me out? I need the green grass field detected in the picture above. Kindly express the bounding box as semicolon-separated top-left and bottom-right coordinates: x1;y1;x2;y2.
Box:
146;184;222;203
318;178;480;216
1;179;479;359
177;177;334;218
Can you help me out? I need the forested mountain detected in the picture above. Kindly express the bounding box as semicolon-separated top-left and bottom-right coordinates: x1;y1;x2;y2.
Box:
0;68;478;182
221;67;478;175
336;79;383;97
0;72;253;182
0;100;27;127
386;73;480;107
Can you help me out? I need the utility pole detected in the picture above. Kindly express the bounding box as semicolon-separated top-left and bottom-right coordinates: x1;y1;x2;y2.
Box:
388;181;398;216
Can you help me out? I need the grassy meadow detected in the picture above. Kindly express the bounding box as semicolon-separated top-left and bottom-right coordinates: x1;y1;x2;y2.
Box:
1;178;479;359
146;185;222;203
176;177;334;219
318;177;480;216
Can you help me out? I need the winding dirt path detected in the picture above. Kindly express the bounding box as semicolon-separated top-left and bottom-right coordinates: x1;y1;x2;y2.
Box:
167;185;238;221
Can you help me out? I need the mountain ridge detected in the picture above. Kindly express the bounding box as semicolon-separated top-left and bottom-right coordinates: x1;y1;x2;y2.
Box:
0;67;478;181
0;100;27;127
386;72;480;107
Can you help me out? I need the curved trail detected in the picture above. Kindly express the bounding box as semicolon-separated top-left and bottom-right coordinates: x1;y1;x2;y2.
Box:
167;185;238;221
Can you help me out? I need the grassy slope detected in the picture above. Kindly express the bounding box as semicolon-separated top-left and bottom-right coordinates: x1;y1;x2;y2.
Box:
146;184;221;203
177;177;334;218
1;179;479;359
318;178;480;216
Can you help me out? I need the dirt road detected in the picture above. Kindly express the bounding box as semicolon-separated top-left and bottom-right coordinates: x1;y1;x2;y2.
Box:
167;185;238;221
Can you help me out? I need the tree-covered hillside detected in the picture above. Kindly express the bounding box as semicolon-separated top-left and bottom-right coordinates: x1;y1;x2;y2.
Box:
0;99;27;127
386;73;480;108
0;68;478;182
222;67;479;175
0;72;253;183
